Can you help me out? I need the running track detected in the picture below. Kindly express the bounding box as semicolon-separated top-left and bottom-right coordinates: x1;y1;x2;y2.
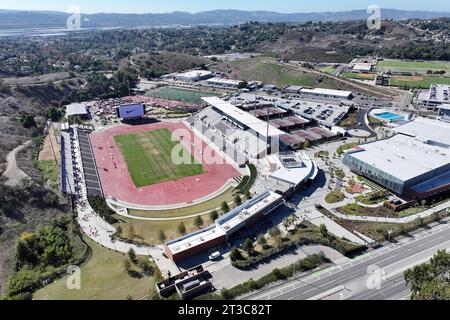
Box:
90;122;241;207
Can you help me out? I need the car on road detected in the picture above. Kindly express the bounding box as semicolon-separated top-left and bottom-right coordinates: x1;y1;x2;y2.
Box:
209;251;221;261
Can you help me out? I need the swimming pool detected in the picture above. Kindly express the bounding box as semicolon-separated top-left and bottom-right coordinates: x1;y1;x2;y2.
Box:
375;112;404;121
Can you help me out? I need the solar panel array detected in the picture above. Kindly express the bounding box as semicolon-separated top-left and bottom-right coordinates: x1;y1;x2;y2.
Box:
77;130;103;197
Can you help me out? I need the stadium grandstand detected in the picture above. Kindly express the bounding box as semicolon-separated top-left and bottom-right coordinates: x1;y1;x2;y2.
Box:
187;97;284;163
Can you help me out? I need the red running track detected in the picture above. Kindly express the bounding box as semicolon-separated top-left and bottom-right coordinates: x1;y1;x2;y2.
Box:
90;122;241;207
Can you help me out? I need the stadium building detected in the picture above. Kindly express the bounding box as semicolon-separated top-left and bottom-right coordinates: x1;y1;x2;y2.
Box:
343;118;450;199
164;191;284;262
188;97;285;162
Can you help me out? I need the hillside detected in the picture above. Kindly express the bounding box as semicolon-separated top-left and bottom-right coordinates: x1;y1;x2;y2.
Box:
130;51;211;78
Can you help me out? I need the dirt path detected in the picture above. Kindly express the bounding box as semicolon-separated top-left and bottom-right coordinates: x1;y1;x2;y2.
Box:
39;123;61;164
2;140;33;187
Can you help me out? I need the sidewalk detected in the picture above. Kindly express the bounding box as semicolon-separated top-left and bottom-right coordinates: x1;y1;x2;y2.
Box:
324;200;450;224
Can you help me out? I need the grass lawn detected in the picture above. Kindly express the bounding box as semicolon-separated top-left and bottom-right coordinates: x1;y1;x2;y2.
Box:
128;187;239;218
33;237;156;300
389;75;450;89
325;191;345;204
114;215;201;245
146;87;218;104
341;72;376;80
378;59;450;74
319;66;337;75
114;128;204;188
36;160;60;189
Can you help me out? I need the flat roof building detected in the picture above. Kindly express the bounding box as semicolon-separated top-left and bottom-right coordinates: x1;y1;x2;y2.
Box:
206;77;243;88
299;88;353;100
202;97;285;139
416;84;450;107
174;70;213;82
66;102;88;117
164;191;284;262
392;117;450;147
344;119;450;198
353;63;373;72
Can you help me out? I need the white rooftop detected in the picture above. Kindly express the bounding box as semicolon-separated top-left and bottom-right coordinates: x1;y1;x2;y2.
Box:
66;102;88;116
167;226;226;255
393;117;450;147
347;133;450;182
206;77;242;85
438;104;450;111
218;192;283;233
299;88;353;98
417;84;450;104
202;96;285;138
176;70;212;79
353;63;373;71
269;152;318;186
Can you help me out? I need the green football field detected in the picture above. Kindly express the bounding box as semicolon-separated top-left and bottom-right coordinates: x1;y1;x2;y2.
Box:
114;128;204;188
378;59;450;74
146;87;218;104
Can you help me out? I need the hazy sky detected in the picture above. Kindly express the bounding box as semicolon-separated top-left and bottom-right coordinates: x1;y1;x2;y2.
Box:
0;0;446;14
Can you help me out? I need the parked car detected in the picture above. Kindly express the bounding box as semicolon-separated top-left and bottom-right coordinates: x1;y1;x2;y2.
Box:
209;251;221;261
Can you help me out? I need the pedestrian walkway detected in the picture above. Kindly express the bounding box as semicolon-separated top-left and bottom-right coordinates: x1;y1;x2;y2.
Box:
304;209;369;245
71;128;180;276
325;201;450;224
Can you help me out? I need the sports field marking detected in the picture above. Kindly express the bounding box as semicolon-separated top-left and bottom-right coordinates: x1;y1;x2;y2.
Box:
114;128;204;188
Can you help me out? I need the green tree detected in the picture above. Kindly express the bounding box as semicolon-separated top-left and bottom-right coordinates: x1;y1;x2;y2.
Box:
245;190;252;199
268;226;281;238
158;230;166;243
20;113;36;129
138;259;154;276
404;250;450;300
319;224;329;238
221;201;230;214
242;238;254;256
42;107;63;122
234;195;242;207
177;222;186;235
257;234;267;247
303;140;311;149
127;248;137;264
209;210;219;222
229;248;243;261
194;215;204;228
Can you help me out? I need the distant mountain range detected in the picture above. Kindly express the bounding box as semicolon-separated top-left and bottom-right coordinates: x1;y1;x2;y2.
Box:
1;8;450;30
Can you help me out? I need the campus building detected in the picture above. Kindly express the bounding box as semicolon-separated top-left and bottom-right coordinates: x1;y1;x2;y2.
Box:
299;88;353;100
416;84;450;108
343;118;450;199
164;191;284;262
174;70;214;82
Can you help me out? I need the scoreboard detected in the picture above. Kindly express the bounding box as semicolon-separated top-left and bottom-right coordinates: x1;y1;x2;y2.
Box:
116;104;146;120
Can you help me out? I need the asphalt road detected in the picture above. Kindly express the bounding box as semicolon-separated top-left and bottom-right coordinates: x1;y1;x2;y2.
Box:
244;220;450;300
